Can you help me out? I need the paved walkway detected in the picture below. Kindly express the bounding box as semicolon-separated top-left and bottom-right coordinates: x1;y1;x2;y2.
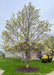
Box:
0;70;4;75
52;56;54;61
46;71;54;75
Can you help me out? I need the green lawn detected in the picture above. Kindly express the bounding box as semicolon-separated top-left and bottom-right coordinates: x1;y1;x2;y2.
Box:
0;56;54;75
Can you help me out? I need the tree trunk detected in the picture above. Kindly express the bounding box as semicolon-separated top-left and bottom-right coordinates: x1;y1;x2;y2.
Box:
25;50;30;68
22;51;24;60
26;62;29;68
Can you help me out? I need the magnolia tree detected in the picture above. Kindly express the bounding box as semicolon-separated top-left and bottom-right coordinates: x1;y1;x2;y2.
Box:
44;36;54;55
1;2;51;68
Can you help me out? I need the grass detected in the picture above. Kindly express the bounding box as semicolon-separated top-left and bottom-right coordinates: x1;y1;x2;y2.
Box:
0;56;54;75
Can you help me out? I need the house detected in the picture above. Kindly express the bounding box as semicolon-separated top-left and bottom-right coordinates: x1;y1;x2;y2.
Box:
5;51;26;59
5;50;45;60
30;50;46;60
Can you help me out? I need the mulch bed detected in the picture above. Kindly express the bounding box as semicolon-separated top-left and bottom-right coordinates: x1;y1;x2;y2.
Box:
15;66;40;72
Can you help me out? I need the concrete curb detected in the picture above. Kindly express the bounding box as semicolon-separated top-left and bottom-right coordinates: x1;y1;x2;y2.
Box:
0;69;4;75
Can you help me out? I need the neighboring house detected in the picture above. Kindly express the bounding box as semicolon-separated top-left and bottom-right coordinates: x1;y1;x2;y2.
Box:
5;51;26;59
30;50;46;60
5;50;45;60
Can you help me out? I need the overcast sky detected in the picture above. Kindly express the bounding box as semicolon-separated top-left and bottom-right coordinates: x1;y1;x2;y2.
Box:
0;0;54;46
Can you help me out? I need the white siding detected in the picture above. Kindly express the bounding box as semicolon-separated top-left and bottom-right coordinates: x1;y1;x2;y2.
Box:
0;53;2;56
5;51;26;59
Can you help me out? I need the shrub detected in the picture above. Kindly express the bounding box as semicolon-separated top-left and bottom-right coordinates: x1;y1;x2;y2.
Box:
41;55;48;59
41;55;53;63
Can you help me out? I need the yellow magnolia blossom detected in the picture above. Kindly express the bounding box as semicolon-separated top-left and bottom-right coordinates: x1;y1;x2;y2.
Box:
34;46;38;48
30;43;32;46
